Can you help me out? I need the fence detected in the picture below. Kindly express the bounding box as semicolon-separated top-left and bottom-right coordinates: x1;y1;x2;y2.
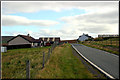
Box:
7;43;57;79
25;43;57;79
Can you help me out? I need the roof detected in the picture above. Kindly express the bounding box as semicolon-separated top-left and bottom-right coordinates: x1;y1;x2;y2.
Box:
2;43;8;46
33;39;41;43
2;36;14;44
7;35;36;43
85;34;92;38
79;34;93;38
20;35;35;42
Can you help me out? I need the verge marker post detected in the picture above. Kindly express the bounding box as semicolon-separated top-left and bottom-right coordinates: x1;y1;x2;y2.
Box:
26;60;30;79
42;52;45;69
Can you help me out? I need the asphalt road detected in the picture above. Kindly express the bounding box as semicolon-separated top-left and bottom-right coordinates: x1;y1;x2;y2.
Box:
71;43;119;79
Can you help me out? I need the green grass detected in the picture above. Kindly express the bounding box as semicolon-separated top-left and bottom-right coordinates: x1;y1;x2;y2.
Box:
2;44;106;79
79;38;119;55
35;43;104;79
2;46;51;79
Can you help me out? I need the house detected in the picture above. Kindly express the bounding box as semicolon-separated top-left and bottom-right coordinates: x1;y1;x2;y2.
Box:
54;37;60;44
33;39;42;47
7;34;42;49
78;33;93;41
39;37;60;45
2;36;14;46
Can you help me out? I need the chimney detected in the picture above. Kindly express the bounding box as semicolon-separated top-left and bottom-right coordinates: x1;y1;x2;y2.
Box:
27;34;30;37
82;33;85;35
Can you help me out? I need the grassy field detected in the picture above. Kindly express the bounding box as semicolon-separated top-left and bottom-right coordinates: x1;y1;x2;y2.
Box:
2;46;51;79
35;43;104;79
79;38;119;55
2;43;105;79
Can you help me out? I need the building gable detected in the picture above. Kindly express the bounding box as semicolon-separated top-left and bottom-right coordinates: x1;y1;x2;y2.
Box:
8;36;31;45
78;33;92;41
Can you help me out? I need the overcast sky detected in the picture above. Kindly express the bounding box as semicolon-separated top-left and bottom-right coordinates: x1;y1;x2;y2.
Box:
1;1;119;40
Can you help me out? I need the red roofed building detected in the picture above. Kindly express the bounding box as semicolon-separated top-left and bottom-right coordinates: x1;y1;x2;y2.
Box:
7;34;43;49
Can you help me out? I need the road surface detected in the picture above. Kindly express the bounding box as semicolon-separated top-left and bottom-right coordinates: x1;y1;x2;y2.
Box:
71;43;119;79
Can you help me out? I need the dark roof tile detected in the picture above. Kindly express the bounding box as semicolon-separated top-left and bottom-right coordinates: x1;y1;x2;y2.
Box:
20;35;35;42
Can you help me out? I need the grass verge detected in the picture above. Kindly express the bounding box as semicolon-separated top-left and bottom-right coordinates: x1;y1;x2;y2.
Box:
2;46;51;79
35;43;101;79
79;40;119;55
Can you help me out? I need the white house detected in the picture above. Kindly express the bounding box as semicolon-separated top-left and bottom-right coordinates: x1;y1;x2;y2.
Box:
78;33;93;41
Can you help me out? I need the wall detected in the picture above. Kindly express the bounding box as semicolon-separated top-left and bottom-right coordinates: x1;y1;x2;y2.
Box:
1;47;7;52
78;35;89;41
8;36;31;45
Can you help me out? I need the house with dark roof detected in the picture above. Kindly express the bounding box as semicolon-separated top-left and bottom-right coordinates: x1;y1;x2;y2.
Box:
7;34;42;49
78;33;93;41
2;36;14;46
39;37;60;45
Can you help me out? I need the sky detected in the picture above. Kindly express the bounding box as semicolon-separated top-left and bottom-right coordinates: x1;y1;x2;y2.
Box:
1;1;119;40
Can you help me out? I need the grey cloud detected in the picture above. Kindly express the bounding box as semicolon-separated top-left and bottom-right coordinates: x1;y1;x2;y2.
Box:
60;9;118;24
80;26;109;33
2;2;118;14
2;15;59;26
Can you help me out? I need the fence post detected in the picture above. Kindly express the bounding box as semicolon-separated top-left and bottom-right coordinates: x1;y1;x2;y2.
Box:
51;47;52;53
49;48;50;53
48;48;50;59
26;60;30;79
42;52;45;69
110;40;112;45
106;40;107;45
116;40;117;46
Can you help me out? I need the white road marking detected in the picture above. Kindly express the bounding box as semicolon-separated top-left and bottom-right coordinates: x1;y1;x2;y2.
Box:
71;44;115;79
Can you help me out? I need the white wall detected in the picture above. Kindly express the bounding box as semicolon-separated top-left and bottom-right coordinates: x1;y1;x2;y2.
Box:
8;36;31;45
78;35;89;41
1;47;7;53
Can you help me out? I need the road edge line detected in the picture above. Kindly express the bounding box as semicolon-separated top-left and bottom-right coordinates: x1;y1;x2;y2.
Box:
71;44;115;79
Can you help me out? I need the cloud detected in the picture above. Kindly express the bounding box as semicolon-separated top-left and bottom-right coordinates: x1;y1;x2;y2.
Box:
60;10;118;24
2;1;119;40
2;1;118;14
31;29;80;40
60;9;119;35
2;15;59;26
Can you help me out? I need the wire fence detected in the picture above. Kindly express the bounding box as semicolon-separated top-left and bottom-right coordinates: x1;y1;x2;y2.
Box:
15;43;57;79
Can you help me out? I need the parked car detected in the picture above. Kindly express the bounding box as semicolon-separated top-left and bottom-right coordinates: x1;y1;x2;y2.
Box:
45;42;51;46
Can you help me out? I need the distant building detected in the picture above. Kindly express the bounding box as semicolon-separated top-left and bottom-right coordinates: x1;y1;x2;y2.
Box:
39;37;60;45
7;34;42;49
78;33;93;41
98;34;119;38
2;36;14;46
